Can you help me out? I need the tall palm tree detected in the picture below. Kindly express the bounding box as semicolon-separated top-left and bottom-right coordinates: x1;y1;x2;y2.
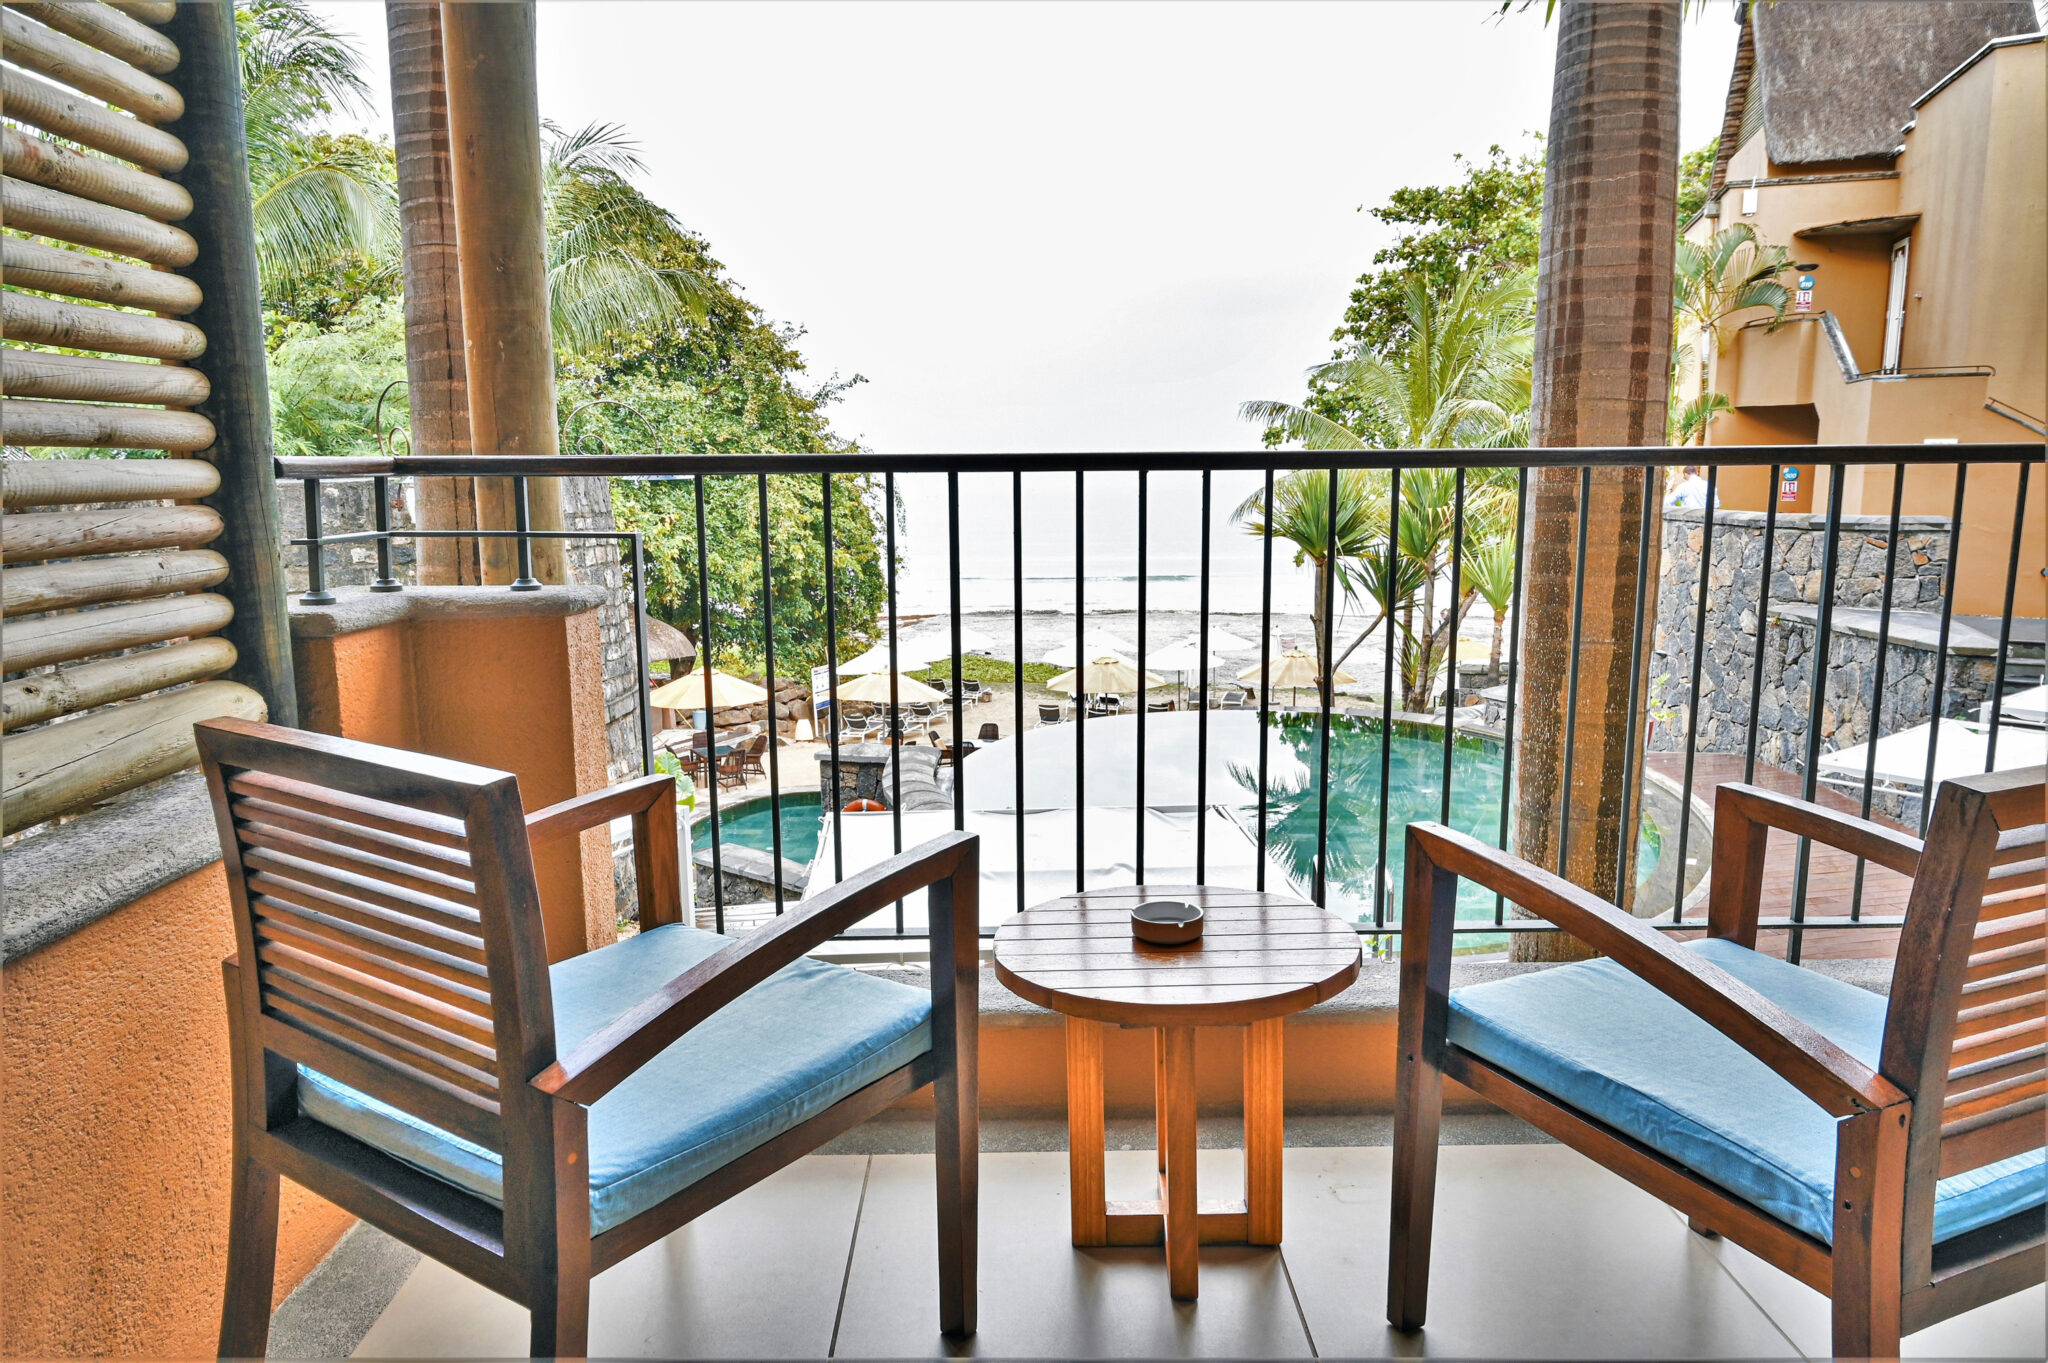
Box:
385;0;477;583
1231;468;1388;679
1513;0;1681;958
1239;267;1532;702
542;122;715;355
239;0;397;300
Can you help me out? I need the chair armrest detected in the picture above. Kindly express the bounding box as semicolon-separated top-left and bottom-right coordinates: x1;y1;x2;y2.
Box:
1405;822;1905;1118
532;830;979;1106
527;775;683;928
1708;784;1923;945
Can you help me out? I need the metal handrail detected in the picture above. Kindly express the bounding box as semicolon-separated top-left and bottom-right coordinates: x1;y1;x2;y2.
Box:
274;439;2045;958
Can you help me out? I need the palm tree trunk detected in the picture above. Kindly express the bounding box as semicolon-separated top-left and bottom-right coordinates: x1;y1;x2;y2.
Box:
1512;0;1677;961
387;1;478;585
440;0;566;584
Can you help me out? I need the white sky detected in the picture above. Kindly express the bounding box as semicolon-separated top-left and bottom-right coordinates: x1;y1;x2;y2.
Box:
312;0;1741;456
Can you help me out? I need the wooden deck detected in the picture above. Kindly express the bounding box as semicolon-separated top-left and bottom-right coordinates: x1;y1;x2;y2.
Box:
1646;752;1912;961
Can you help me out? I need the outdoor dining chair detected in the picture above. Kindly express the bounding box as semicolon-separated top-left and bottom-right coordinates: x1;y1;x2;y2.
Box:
977;722;1001;743
1388;768;2047;1358
199;719;979;1358
1037;703;1064;726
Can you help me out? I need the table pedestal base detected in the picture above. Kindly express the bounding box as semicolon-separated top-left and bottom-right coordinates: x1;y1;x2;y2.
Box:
1065;1016;1284;1300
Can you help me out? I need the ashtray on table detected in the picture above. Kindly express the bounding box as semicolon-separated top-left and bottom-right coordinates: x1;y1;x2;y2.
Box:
1131;899;1204;946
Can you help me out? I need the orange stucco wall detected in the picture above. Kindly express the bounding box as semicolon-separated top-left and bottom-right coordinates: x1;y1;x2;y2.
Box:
1;864;354;1358
292;606;617;962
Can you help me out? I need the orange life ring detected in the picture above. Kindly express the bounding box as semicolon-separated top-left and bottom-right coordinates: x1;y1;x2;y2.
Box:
842;798;886;813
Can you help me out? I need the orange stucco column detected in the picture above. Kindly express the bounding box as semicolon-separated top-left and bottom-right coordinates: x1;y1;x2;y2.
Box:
289;587;618;961
1;863;354;1357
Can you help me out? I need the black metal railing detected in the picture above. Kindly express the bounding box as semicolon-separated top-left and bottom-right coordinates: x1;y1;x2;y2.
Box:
277;442;2043;961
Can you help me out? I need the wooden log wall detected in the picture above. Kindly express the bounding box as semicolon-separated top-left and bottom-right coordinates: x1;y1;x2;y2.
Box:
2;0;268;835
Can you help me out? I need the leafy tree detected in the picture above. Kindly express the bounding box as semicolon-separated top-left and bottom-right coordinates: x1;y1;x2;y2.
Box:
1312;137;1544;444
267;296;409;458
1675;136;1719;224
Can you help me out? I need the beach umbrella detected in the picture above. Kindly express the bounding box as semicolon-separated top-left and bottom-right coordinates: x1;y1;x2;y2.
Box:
839;640;935;675
649;665;769;711
1237;648;1354;708
826;670;945;705
1042;631;1135;667
1199;625;1257;652
1046;654;1164;697
1147;640;1224;673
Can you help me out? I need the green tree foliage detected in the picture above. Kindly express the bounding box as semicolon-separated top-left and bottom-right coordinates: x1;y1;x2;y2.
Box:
1675;136;1719;224
233;4;887;676
238;0;398;317
267;295;409;458
561;225;882;676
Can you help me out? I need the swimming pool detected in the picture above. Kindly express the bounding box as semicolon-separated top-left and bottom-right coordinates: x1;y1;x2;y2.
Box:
697;791;823;866
1247;714;1666;933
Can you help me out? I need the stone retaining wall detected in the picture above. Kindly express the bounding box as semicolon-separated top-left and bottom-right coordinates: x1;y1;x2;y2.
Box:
1648;508;1997;822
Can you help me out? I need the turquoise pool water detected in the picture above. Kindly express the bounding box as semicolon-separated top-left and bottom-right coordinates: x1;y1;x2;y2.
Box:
1247;714;1660;932
701;791;823;866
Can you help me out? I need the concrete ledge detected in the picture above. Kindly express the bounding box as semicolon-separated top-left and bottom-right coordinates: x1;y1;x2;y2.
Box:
2;769;220;962
865;955;1895;1118
287;584;608;638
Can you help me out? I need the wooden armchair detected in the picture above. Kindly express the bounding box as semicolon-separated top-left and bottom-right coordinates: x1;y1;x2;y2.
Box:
1389;769;2045;1358
197;719;979;1358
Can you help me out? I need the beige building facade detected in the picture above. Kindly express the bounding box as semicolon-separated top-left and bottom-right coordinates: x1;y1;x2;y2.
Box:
1686;2;2045;616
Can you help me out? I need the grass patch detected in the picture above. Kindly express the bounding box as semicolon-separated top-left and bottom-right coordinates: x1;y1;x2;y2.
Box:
910;656;1063;686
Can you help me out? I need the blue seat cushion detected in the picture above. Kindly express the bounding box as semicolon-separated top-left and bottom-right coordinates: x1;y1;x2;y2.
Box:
298;923;932;1234
1448;937;2045;1245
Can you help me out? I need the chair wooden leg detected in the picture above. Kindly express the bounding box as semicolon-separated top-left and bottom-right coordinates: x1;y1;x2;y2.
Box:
1830;1107;1906;1361
529;1273;590;1360
1386;1026;1445;1331
934;1061;979;1336
217;1146;281;1359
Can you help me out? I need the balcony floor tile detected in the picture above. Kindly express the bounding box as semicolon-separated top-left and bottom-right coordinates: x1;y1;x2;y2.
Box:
344;1143;2042;1360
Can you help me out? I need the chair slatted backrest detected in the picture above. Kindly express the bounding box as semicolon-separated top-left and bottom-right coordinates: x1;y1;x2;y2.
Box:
197;719;557;1163
1884;765;2047;1272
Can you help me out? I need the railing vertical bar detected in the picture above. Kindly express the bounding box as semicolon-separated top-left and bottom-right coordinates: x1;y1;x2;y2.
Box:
369;474;401;592
1075;470;1086;893
1255;466;1276;892
1136;469;1149;883
1742;465;1783;785
1788;462;1848;965
1012;471;1025;915
1557;466;1593;878
509;477;540;590
1919;466;1969;834
1374;468;1401;928
1315;466;1340;910
948;472;966;833
885;472;905;933
630;532;653;776
1617;465;1653;908
1196;470;1213;886
693;473;724;934
1671;466;1719;922
756;473;786;916
1440;468;1467;826
1984;461;2031;773
1495;467;1529;925
822;473;845;884
1849;465;1906;922
301;477;335;606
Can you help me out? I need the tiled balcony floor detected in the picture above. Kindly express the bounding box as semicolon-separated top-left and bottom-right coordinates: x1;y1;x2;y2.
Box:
343;1139;2044;1359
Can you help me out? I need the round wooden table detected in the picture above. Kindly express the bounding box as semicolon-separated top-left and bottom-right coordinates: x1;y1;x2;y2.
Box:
992;885;1362;1300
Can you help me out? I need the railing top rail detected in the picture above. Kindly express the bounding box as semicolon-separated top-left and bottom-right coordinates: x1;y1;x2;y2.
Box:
273;442;2045;481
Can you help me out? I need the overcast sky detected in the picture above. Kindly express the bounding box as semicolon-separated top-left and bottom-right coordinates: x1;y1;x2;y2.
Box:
313;0;1741;456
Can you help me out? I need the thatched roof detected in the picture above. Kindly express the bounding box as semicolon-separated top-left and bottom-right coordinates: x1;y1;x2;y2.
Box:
1744;0;2037;166
643;614;696;664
